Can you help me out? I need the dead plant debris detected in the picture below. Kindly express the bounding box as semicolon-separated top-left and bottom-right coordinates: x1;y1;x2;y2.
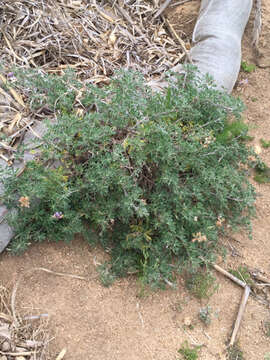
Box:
0;0;194;164
0;285;50;360
0;73;33;165
0;0;191;78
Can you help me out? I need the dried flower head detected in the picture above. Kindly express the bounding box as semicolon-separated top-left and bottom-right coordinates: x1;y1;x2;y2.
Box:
19;196;30;208
192;232;207;243
216;216;225;227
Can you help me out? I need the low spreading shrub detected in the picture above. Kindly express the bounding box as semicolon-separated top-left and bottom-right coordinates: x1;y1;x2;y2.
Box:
0;67;256;287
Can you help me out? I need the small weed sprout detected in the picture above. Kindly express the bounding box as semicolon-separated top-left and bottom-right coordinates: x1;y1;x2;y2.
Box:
185;270;218;299
260;139;270;149
229;266;253;286
241;60;256;73
97;263;116;287
178;341;199;360
199;305;212;326
227;344;244;360
265;353;270;360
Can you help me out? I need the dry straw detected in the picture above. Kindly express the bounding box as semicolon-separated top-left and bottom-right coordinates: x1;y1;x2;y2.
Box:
0;267;90;359
0;0;194;161
0;0;190;78
0;284;51;360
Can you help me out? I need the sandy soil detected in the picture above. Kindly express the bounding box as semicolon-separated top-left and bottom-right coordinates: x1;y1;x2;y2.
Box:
1;1;270;359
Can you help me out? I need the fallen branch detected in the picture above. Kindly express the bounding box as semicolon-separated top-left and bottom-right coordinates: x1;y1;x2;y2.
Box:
0;350;34;356
229;285;250;346
211;262;251;346
212;264;246;288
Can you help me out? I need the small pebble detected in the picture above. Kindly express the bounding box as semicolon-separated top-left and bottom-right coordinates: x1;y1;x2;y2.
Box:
184;316;191;326
254;145;262;154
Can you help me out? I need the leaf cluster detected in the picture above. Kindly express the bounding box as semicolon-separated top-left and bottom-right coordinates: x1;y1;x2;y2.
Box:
178;341;199;360
198;305;212;325
241;61;256;73
229;266;254;287
254;161;270;184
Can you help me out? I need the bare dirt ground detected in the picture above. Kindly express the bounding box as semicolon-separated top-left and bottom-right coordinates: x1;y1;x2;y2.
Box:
1;1;270;359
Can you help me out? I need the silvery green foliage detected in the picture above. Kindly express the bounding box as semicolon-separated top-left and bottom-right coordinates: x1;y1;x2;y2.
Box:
0;69;256;287
0;121;49;253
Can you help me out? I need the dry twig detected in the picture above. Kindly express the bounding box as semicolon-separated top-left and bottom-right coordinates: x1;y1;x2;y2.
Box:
153;0;173;19
170;0;193;7
55;348;67;360
0;0;188;77
213;264;246;288
211;263;251;347
229;285;250;346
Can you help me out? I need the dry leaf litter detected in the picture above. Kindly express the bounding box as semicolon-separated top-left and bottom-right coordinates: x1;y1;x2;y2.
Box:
0;0;194;162
0;285;50;360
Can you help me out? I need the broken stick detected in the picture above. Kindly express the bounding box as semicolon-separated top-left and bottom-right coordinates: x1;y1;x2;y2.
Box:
211;263;250;347
229;285;250;346
213;264;246;288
